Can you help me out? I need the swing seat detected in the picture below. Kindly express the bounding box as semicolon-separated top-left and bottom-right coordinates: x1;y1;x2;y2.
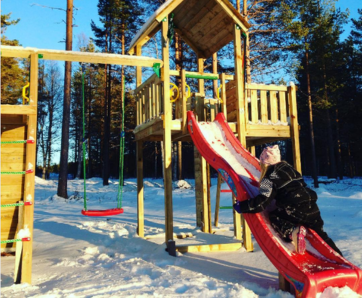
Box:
81;208;124;217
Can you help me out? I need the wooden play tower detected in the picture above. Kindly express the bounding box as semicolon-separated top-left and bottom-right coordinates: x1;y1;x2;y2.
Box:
129;0;301;254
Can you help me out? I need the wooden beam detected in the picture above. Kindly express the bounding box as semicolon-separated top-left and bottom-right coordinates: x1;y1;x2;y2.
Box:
21;53;38;284
136;45;142;86
161;18;174;247
1;45;163;68
233;25;246;146
0;105;37;115
288;83;302;173
213;52;218;98
181;69;187;134
233;196;242;240
246;83;287;92
176;242;242;253
214;0;250;33
137;141;144;238
214;174;222;227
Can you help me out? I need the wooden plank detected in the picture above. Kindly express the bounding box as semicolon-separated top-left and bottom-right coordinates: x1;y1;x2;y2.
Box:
260;90;268;123
205;27;234;58
187;3;222;43
136;45;142;125
176;242;242;253
213;53;218;98
233;26;246;147
214;0;250;32
279;91;287;123
288;84;302;173
1;162;26;171
1;105;37;115
246;125;290;138
251;89;258;123
1;175;24;186
1;115;25;125
270;91;278;123
135;73;160;95
233;196;242;240
21;53;38;284
279;272;291;293
246;83;288;91
175;0;211;33
181;69;187;134
137;141;144;238
174;28;206;58
214;174;222;227
1;45;163;68
221;73;227;118
162;18;174;246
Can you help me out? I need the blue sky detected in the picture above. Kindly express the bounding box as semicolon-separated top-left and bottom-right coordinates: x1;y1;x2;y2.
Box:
2;0;361;51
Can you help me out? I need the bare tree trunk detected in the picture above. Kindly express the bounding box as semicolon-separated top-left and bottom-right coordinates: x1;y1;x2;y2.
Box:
347;143;354;178
335;108;343;180
305;49;319;188
57;0;73;198
322;63;336;179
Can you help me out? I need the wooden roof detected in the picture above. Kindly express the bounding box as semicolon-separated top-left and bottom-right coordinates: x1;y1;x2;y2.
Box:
128;0;250;58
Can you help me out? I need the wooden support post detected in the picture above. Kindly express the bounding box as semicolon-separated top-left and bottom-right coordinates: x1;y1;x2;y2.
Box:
21;53;38;284
221;73;227;119
234;25;253;252
197;56;205;96
206;164;212;233
136;45;142;125
214;174;222;227
181;69;187;134
233;196;242;240
137;141;144;238
194;147;209;231
288;83;302;173
279;272;291;293
212;52;218;99
161;18;174;250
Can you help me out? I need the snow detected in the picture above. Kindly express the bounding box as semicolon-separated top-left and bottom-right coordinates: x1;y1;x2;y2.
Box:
1;176;362;298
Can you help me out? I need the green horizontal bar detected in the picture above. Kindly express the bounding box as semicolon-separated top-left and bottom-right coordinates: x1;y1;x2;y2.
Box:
220;206;233;210
1;239;22;244
1;203;25;208
185;73;219;80
1;140;27;144
1;171;26;175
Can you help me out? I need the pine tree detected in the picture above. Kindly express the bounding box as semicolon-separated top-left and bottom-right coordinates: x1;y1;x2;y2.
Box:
1;13;26;104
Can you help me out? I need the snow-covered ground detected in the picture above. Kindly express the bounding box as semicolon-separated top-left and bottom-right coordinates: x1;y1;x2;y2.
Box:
1;176;362;298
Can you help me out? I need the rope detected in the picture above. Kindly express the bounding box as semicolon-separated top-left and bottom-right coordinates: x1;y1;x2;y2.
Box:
82;65;88;211
117;76;126;209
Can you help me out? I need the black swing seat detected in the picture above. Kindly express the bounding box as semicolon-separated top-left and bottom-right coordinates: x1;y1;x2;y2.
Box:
81;208;124;217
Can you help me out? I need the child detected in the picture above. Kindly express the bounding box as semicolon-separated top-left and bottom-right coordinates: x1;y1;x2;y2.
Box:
234;145;342;256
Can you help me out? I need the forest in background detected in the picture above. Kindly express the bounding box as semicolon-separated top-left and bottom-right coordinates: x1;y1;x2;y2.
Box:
1;0;362;196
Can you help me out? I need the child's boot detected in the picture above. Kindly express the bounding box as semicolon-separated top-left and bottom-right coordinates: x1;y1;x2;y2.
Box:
290;226;307;254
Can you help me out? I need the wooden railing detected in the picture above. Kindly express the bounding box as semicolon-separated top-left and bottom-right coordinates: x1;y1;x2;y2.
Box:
135;71;297;135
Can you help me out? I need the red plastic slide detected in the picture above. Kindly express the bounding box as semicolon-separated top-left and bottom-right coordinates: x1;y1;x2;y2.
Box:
187;111;362;298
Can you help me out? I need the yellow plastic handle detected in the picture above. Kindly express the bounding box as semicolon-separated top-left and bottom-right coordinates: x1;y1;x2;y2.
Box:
22;82;30;104
170;83;180;102
185;84;191;100
217;84;223;103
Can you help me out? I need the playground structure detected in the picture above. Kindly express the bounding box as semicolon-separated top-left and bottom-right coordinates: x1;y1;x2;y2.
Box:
0;45;163;284
2;0;361;296
129;0;300;253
